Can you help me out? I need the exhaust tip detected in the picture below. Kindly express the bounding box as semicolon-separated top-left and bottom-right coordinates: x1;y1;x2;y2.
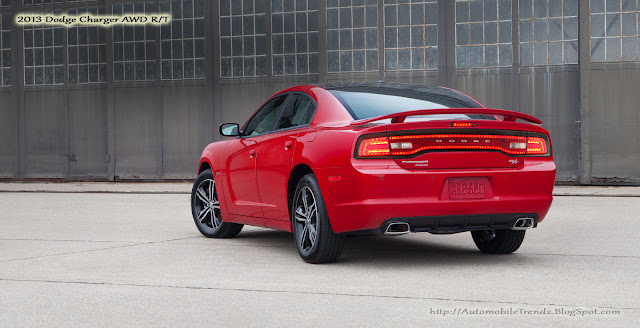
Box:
385;222;410;235
512;218;535;230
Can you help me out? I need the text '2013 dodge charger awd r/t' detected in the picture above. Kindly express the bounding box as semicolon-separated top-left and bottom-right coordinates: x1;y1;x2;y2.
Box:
191;82;555;263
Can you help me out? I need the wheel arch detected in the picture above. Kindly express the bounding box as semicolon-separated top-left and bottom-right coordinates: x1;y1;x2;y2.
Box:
198;160;212;174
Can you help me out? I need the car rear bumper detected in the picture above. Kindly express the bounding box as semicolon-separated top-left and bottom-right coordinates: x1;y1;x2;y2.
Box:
352;213;539;235
315;158;556;234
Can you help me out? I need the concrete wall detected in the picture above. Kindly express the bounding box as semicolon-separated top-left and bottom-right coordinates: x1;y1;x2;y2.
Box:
0;1;638;185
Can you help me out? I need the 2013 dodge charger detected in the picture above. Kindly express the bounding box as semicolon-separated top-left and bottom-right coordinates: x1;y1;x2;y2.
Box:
191;83;555;263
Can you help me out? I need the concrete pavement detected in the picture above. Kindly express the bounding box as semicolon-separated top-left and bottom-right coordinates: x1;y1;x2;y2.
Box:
1;181;639;196
0;188;638;327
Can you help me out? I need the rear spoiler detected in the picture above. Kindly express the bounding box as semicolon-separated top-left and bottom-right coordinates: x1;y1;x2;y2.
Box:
349;108;543;125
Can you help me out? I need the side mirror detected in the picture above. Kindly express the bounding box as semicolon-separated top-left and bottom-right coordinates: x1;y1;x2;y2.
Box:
219;123;240;137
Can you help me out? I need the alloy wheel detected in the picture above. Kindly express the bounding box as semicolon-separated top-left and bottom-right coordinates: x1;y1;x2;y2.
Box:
294;186;318;252
194;179;222;231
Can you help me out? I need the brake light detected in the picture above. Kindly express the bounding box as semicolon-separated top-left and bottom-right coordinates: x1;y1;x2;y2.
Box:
450;122;476;127
357;137;391;157
526;137;548;155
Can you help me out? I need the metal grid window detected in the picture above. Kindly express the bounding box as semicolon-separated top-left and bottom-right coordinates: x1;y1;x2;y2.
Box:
220;0;267;78
1;13;10;86
23;10;65;85
591;0;640;62
1;1;10;7
327;0;378;73
519;0;578;66
455;0;513;68
272;0;318;75
68;7;107;84
24;0;62;4
112;2;157;82
161;0;206;80
384;0;438;71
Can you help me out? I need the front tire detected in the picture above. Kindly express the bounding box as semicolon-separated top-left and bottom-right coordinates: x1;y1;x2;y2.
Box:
471;229;526;254
292;174;345;264
191;169;243;238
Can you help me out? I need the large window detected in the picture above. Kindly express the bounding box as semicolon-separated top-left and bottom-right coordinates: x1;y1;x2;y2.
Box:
220;0;267;77
591;0;640;62
23;10;65;85
0;13;10;86
519;0;578;66
384;0;438;71
112;2;157;81
327;0;378;72
272;0;318;75
455;0;513;68
161;0;206;80
68;7;107;84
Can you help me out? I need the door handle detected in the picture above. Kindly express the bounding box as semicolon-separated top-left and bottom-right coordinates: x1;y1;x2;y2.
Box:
284;141;293;149
249;149;256;158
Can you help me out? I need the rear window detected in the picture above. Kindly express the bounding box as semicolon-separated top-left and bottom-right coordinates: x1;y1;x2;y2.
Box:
329;88;492;121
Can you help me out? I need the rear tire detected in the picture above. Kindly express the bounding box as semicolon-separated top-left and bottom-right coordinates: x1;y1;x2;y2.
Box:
191;169;243;238
292;174;345;264
471;229;526;254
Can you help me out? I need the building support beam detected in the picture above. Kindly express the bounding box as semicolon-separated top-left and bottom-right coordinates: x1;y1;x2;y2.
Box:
578;0;592;185
511;0;521;112
437;0;452;87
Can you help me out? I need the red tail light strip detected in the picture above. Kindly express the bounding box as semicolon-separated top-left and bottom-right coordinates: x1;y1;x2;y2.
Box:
356;133;550;158
388;134;528;156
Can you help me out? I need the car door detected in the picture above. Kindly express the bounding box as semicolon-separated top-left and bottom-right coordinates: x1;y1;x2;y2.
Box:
255;93;317;221
223;94;289;217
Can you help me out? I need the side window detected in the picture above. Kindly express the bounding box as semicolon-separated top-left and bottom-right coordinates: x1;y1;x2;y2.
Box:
243;95;288;136
276;94;315;130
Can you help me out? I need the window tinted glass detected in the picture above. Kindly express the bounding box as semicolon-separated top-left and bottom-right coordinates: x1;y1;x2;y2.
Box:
276;94;314;130
329;88;489;121
243;95;288;136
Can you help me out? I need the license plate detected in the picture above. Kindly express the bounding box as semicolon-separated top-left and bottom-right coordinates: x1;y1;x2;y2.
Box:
448;178;486;200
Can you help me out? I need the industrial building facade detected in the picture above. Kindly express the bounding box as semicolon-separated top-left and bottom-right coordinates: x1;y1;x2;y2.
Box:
0;0;639;184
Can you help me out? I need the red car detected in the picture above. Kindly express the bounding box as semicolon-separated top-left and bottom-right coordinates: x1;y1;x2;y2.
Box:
191;83;555;263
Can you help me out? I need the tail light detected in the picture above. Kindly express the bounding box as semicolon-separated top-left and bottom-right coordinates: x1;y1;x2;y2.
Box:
525;137;548;155
357;137;391;157
356;134;550;158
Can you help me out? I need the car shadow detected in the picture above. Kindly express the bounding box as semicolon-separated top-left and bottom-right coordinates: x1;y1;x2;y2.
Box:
232;229;538;267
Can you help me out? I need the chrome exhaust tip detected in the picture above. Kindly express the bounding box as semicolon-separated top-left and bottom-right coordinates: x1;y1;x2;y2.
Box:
385;222;411;235
512;218;535;230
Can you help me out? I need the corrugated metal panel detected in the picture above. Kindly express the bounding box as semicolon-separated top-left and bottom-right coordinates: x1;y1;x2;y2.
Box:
590;67;640;184
68;89;108;179
24;90;68;178
0;91;17;178
161;85;213;179
114;87;161;179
